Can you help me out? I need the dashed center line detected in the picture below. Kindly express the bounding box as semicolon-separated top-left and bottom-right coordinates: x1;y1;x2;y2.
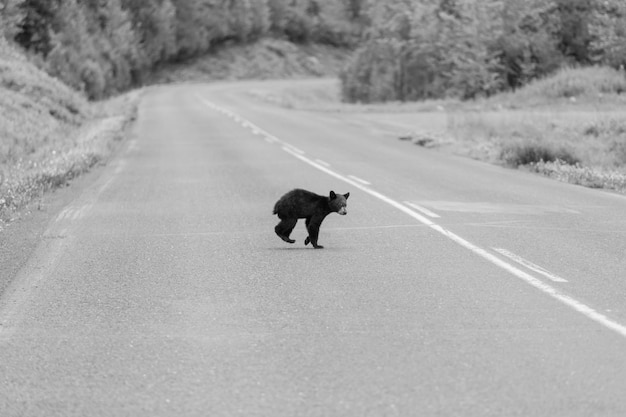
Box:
198;95;626;339
404;201;441;218
347;175;371;185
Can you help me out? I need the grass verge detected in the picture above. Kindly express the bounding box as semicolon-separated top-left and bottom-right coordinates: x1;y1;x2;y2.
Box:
528;160;626;193
0;40;141;231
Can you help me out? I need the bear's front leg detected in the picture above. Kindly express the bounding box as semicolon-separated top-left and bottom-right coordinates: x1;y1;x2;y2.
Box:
305;215;324;249
304;236;323;248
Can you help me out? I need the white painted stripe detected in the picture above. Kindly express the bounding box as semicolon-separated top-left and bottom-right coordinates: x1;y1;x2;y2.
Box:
56;208;71;221
347;175;371;185
196;97;275;143
280;146;626;339
404;201;441;218
282;145;304;155
493;248;568;283
315;159;330;167
72;206;84;220
98;177;116;195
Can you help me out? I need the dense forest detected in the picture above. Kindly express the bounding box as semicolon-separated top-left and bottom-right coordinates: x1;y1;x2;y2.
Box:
1;0;625;102
341;0;626;102
0;0;363;99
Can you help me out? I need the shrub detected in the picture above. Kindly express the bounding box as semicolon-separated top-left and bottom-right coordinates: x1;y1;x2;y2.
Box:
529;159;626;192
518;66;626;100
340;39;402;103
81;59;106;100
500;142;580;167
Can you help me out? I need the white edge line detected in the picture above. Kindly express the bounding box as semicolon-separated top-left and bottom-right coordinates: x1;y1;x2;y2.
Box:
347;175;371;186
281;147;626;339
404;201;441;219
493;248;568;283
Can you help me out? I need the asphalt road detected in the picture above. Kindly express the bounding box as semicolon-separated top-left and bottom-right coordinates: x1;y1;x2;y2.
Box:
1;79;626;416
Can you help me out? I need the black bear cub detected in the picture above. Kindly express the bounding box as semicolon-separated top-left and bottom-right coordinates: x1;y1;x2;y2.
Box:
273;189;350;249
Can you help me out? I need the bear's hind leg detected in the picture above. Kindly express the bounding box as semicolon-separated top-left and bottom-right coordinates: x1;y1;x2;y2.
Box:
275;218;297;244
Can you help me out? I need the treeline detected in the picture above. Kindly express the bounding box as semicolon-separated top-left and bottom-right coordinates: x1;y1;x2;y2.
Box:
341;0;626;103
0;0;363;99
3;0;625;104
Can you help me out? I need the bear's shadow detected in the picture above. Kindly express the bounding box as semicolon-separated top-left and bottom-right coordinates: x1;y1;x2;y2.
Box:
268;245;347;251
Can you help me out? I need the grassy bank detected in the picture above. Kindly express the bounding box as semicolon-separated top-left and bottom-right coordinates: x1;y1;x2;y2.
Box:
0;40;141;230
442;67;626;193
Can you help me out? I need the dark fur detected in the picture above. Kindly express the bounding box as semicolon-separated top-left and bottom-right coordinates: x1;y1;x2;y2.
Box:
273;189;350;249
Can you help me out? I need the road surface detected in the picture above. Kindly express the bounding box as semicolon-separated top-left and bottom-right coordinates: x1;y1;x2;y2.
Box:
1;79;626;416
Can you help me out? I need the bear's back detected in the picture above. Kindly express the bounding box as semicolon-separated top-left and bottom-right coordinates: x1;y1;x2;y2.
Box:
273;189;325;218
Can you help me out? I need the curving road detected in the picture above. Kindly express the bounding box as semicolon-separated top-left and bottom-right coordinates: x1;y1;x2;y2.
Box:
2;79;626;416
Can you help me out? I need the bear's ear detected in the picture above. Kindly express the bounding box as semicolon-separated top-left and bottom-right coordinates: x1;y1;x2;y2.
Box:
344;192;350;199
329;191;337;199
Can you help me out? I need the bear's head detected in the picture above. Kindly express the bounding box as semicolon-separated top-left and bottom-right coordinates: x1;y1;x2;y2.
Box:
329;191;350;215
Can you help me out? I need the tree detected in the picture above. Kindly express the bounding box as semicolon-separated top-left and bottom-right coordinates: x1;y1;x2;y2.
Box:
492;0;563;88
45;0;97;95
0;0;25;40
227;0;270;42
122;0;177;67
556;0;592;63
343;0;366;21
589;0;626;67
13;0;59;55
170;0;211;58
92;0;141;91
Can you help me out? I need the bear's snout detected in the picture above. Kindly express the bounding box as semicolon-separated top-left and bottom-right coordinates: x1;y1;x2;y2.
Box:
338;207;347;215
